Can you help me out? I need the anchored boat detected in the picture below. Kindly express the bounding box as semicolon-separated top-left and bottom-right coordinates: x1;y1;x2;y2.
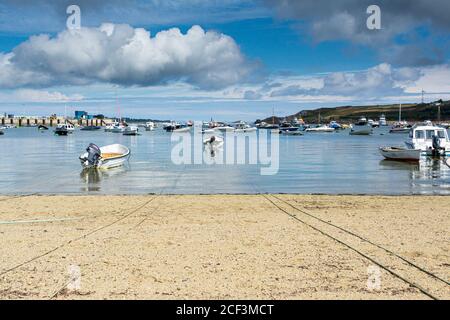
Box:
379;147;421;161
405;124;450;157
79;143;130;169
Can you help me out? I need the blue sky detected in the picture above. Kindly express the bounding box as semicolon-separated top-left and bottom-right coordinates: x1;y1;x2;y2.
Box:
0;0;449;121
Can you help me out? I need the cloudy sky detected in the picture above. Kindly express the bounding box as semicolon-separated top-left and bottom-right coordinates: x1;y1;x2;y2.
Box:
0;0;449;120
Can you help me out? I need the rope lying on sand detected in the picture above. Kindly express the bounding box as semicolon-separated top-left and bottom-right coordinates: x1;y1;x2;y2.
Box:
261;194;441;300
270;194;450;287
0;196;157;280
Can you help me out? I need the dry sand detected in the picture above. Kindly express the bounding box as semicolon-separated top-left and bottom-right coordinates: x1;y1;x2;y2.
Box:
0;194;448;300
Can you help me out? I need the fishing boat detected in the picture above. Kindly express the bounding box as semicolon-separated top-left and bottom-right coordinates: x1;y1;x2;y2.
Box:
305;125;334;133
122;126;139;136
350;117;372;135
379;146;421;161
405;124;450;157
79;143;130;169
38;125;49;130
81;125;101;131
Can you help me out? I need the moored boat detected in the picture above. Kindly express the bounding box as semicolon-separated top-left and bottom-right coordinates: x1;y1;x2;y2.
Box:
81;125;102;131
305;125;334;133
350;117;372;135
379;146;420;161
79;143;130;169
38;125;49;130
405;124;450;157
54;123;73;136
123;126;139;136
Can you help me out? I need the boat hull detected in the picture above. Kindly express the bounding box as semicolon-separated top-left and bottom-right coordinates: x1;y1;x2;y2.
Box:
379;147;420;161
79;144;130;169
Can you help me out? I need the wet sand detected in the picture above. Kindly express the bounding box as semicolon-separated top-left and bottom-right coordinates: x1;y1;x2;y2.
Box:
0;194;448;300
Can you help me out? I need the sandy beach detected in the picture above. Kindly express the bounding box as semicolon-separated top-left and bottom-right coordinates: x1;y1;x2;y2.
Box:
0;194;448;300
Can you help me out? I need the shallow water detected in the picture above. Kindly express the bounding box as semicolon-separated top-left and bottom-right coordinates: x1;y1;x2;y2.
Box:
0;126;449;195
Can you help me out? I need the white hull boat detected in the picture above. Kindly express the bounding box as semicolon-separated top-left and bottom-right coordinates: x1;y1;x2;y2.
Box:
215;126;234;132
405;124;450;157
379;147;421;161
305;125;334;133
123;126;139;136
79;144;130;169
145;121;155;131
173;126;190;133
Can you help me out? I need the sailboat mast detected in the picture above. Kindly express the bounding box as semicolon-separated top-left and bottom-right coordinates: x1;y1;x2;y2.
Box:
399;104;402;122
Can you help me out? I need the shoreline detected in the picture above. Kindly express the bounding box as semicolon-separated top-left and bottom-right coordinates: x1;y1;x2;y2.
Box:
0;194;449;299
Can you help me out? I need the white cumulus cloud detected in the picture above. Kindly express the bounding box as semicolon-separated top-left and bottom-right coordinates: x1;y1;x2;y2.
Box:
0;24;250;90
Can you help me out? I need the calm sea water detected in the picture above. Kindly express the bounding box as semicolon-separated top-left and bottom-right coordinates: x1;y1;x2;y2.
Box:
1;126;449;195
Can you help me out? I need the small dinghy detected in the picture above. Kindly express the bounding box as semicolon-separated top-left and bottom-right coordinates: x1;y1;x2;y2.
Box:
203;135;224;150
79;143;130;169
379;146;421;161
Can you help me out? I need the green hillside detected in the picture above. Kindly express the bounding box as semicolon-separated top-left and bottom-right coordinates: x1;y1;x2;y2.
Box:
260;100;449;124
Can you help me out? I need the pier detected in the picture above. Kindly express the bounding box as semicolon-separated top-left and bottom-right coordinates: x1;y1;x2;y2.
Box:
1;116;114;127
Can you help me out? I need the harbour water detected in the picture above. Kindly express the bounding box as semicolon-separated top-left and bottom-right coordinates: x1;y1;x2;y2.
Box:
1;126;449;195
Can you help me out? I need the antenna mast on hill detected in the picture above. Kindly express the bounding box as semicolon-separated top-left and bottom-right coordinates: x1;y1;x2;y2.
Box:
421;89;425;104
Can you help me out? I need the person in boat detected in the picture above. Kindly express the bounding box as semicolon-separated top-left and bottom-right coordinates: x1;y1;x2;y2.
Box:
204;135;217;157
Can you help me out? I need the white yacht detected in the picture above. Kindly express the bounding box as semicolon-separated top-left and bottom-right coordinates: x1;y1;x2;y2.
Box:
305;125;335;133
405;124;450;156
111;123;126;133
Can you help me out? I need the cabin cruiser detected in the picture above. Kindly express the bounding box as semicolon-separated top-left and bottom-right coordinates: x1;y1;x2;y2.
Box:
163;121;186;132
379;114;387;126
350;117;372;135
405;124;450;157
79;143;130;169
54;123;74;136
215;124;235;132
368;119;380;128
279;120;303;133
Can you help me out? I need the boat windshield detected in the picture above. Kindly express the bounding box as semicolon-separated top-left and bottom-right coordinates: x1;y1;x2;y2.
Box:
437;130;446;139
414;130;424;139
426;130;435;139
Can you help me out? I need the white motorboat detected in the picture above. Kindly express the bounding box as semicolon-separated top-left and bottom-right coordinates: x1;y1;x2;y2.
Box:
234;121;257;133
79;143;130;169
104;122;119;132
173;126;190;133
405;124;450;156
54;123;74;136
350;117;372;135
111;123;126;133
379;146;421;161
123;126;139;136
305;125;335;133
145;121;155;131
215;125;235;132
379;114;387;126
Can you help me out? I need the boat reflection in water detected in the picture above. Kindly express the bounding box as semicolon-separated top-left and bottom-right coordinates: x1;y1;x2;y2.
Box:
80;166;128;192
380;158;450;194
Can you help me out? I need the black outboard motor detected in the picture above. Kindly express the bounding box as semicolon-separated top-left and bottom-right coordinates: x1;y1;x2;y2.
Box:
432;135;443;157
86;143;101;166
